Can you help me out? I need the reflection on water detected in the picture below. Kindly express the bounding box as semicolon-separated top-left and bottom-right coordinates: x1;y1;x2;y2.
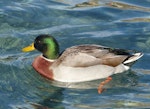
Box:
106;1;150;12
72;0;99;8
0;0;150;109
122;17;150;22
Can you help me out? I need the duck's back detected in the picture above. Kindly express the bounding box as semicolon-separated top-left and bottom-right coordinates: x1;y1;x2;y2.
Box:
54;44;142;67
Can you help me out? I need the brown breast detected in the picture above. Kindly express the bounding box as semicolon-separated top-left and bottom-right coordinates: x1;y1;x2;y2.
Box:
32;55;54;80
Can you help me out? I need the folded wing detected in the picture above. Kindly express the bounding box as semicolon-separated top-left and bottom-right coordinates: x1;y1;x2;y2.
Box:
56;44;141;67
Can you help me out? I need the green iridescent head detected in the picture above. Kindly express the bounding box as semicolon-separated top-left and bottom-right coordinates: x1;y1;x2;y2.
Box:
22;34;59;59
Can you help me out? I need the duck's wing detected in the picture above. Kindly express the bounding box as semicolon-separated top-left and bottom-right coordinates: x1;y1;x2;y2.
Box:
55;44;141;67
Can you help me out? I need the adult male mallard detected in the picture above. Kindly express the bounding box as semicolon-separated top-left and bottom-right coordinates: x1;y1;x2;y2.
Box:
22;34;143;93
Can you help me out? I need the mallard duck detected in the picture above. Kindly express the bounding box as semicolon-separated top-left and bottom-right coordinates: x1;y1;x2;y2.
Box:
22;34;143;93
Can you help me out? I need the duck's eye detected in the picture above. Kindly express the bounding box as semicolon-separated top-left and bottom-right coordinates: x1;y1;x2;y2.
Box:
35;40;41;45
37;40;41;44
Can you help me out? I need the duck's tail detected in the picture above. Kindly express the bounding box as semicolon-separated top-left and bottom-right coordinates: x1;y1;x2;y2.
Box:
123;52;143;66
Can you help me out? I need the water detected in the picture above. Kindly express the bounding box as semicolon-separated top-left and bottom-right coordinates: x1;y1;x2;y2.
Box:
0;0;150;108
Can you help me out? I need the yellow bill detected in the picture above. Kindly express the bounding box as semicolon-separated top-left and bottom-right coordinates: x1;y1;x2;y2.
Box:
22;43;35;52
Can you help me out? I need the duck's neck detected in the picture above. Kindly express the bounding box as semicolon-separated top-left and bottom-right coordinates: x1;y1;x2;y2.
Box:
43;39;59;59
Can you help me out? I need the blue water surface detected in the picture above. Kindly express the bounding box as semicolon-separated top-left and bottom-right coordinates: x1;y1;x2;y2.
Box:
0;0;150;109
